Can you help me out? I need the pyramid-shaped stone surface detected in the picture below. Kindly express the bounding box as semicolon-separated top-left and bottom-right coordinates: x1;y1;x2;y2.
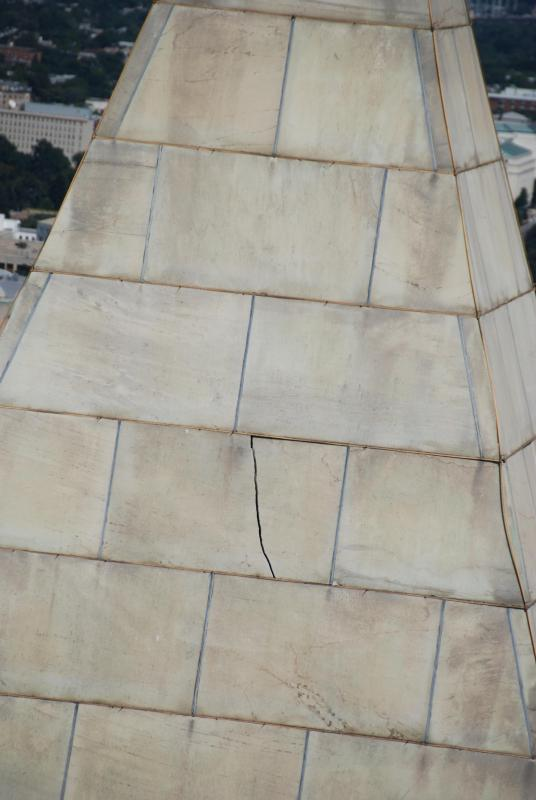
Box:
1;0;536;796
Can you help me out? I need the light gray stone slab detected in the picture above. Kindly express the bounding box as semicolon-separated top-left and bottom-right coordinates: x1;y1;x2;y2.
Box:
0;408;116;556
166;0;432;28
435;26;500;170
198;575;441;738
430;0;469;28
509;609;536;754
302;731;536;799
105;424;268;577
480;292;536;458
0;696;74;800
98;3;174;139
36;139;157;280
0;550;209;711
238;297;498;458
105;424;344;583
277;21;449;170
145;146;384;304
111;6;291;154
0;275;251;429
335;448;521;604
504;443;536;604
0;271;49;378
371;170;473;312
429;603;533;755
66;705;304;800
458;161;531;313
250;436;345;581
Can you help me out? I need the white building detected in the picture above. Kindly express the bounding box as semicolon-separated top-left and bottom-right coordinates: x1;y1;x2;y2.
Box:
0;101;96;159
0;214;37;242
496;116;536;200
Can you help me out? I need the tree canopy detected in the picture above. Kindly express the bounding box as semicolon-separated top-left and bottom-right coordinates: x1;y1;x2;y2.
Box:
0;135;74;213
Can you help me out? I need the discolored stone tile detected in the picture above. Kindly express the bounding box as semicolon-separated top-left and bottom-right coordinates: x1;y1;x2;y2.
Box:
371;170;473;312
0;696;74;800
458;161;531;313
0;408;116;556
238;297;497;458
198;575;441;738
144;146;384;304
105;5;291;154
36;139;158;280
335;447;521;605
277;21;449;170
480;292;536;458
435;26;500;170
301;730;536;799
105;424;344;583
0;550;210;712
428;603;534;755
66;705;304;800
0;275;251;430
165;0;432;28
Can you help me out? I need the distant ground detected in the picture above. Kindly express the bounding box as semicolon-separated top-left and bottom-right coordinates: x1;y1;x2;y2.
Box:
0;0;151;105
475;19;536;93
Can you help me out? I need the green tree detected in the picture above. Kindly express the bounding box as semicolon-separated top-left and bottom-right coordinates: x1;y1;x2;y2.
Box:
531;179;536;209
515;188;529;224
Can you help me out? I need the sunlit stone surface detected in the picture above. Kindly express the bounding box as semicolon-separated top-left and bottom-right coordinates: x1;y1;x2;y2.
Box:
3;0;536;795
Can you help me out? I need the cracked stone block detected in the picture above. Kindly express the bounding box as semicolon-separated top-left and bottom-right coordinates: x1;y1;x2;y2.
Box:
434;26;500;171
104;424;344;583
0;550;210;712
66;705;304;800
0;275;251;430
101;5;291;154
238;297;497;459
0;408;116;557
36;139;158;280
335;447;522;605
428;603;536;756
197;575;441;739
144;145;384;305
301;730;536;799
371;170;473;313
165;0;432;28
0;696;74;800
277;21;450;170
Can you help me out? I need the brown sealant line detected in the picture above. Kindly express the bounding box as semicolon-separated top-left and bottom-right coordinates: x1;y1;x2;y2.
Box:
30;266;480;319
0;401;502;465
427;1;533;639
155;0;435;33
1;688;534;762
0;544;527;612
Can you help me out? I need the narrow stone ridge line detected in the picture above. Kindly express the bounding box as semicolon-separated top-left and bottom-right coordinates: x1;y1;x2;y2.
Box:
424;598;446;743
296;730;310;800
60;702;79;800
250;436;276;578
0;272;52;385
507;607;535;756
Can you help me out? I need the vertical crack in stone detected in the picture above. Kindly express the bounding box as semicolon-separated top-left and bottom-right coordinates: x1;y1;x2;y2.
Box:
250;436;276;578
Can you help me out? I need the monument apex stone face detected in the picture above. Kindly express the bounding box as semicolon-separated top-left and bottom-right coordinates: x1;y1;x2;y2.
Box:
1;0;536;796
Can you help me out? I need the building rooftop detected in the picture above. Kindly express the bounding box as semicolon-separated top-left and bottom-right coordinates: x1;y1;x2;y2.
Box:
500;138;533;157
24;101;94;120
0;269;25;303
489;85;536;101
496;118;536;134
